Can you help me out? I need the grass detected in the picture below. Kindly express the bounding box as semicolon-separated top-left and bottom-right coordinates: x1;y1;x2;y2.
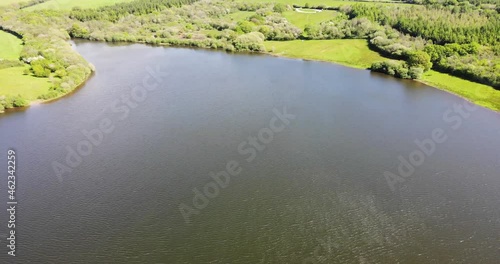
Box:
0;67;51;100
265;39;387;69
0;0;29;6
25;0;134;10
0;30;50;102
0;31;23;60
227;10;340;29
421;70;500;111
282;10;339;28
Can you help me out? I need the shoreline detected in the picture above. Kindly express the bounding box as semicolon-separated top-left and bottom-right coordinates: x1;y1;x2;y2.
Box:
263;45;500;113
2;40;499;114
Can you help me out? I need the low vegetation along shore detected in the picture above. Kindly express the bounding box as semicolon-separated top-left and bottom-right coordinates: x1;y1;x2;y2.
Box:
0;0;499;113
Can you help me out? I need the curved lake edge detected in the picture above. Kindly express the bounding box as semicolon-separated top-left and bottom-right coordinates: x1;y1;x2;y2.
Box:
3;39;500;115
262;50;500;114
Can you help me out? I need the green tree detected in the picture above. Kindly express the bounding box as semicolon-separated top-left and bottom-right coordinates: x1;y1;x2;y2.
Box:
407;51;432;71
273;3;287;13
12;95;29;107
304;24;321;39
32;64;50;77
236;21;254;34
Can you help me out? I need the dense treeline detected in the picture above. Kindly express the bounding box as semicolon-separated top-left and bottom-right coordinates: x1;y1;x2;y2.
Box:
346;4;499;45
425;44;499;87
344;3;500;87
68;1;301;51
70;0;199;22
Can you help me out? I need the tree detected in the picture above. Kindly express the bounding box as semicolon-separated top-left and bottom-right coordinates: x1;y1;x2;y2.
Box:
407;51;432;71
273;3;287;13
304;24;321;39
236;21;254;34
12;95;29;107
233;32;265;51
32;64;50;77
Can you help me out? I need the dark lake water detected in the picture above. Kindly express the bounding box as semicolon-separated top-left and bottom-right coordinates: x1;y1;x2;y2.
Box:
0;41;499;263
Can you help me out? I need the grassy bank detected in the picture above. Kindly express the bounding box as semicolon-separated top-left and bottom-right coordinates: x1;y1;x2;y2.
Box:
421;71;500;111
0;67;51;100
265;39;500;111
265;39;387;69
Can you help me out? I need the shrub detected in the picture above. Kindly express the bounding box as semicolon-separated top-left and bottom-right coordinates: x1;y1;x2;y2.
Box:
370;61;421;79
54;69;68;78
236;21;254;34
406;51;432;71
233;32;265;51
273;3;287;13
32;64;51;77
2;95;29;108
38;91;60;100
12;95;29;107
408;67;424;79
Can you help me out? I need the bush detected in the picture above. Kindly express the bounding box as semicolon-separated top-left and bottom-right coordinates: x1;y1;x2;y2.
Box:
370;61;421;79
236;21;254;34
12;95;29;107
1;95;29;109
406;51;432;71
32;64;51;77
273;3;287;13
38;91;60;100
408;67;424;79
54;69;68;78
233;32;266;51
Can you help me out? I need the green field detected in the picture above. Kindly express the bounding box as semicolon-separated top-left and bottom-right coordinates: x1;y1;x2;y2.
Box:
25;0;134;10
0;0;28;6
0;30;22;60
0;30;51;101
265;39;387;69
421;71;500;111
0;67;51;100
283;10;339;28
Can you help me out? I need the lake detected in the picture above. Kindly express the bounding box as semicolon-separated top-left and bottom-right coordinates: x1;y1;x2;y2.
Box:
0;41;499;263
